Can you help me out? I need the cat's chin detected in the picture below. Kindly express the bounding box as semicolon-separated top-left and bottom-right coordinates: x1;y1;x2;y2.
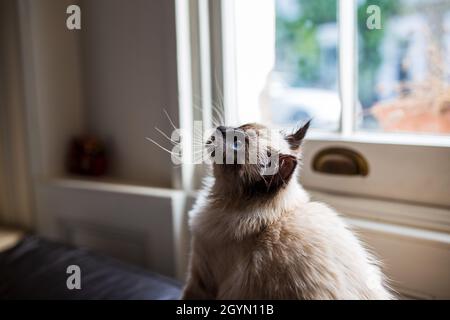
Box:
211;162;241;172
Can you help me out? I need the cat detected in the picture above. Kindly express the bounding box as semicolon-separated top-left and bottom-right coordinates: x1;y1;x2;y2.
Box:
182;121;394;299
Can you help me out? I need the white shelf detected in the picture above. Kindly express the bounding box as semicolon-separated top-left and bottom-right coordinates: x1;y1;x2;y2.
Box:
45;176;182;198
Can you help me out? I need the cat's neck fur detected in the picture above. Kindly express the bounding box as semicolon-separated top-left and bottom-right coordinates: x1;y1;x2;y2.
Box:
189;173;310;242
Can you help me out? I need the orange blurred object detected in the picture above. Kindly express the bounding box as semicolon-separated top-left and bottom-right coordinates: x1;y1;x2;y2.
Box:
372;90;450;134
66;136;108;176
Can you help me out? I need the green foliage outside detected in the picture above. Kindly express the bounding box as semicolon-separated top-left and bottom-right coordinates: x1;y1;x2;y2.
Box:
275;0;399;107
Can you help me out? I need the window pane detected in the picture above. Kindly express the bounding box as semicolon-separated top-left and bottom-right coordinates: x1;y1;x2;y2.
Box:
269;0;340;130
357;0;450;135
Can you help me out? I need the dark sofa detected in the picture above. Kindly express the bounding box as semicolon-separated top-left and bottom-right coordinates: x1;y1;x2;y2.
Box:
0;235;181;300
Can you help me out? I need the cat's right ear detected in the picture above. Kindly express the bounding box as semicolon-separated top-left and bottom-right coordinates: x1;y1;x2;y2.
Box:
285;120;311;150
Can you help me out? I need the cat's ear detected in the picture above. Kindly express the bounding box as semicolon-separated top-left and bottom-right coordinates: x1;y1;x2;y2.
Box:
257;154;297;193
285;120;311;150
277;154;297;183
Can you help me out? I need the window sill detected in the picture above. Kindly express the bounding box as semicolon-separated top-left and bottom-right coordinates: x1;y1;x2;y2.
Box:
306;130;450;148
308;189;450;235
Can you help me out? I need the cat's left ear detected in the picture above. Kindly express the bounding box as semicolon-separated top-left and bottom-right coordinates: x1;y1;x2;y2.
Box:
261;154;297;192
277;154;297;183
285;120;311;150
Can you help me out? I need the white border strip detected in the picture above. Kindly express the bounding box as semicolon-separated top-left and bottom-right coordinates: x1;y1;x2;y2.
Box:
221;0;238;126
175;0;194;191
198;0;213;130
339;0;356;136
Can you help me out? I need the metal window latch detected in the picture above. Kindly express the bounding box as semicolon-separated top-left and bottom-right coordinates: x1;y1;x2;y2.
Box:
312;147;369;176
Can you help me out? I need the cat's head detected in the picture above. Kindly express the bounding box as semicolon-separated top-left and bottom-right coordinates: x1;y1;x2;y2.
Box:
206;121;310;197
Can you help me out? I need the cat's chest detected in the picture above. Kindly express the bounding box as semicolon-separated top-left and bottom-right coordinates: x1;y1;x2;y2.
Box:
204;239;253;282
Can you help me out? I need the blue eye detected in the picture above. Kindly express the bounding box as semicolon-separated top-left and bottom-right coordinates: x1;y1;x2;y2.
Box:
232;140;243;151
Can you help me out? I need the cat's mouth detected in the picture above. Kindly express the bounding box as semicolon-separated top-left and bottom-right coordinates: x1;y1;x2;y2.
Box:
205;139;215;157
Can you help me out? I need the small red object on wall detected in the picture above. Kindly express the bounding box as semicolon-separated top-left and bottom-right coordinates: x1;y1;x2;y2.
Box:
66;136;108;176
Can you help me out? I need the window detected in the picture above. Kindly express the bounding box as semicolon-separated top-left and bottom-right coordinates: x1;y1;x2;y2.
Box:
357;0;450;134
225;0;341;131
271;0;340;130
225;0;450;136
199;0;450;229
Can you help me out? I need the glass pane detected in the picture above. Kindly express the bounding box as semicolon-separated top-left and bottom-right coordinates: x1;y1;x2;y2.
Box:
357;0;450;134
268;0;340;130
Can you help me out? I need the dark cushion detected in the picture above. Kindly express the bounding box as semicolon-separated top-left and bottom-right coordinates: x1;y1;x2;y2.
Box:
0;235;181;300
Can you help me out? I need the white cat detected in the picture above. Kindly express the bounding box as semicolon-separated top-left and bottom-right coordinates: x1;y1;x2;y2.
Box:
182;122;394;299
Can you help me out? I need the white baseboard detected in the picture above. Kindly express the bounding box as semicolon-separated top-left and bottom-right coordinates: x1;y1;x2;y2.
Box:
346;217;450;299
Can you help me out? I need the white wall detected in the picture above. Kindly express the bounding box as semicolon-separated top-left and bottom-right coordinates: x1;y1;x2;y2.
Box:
20;0;86;179
19;0;180;187
80;0;180;187
0;0;34;228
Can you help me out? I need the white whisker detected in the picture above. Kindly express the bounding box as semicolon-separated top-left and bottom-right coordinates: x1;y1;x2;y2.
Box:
163;108;178;130
146;137;180;156
155;126;178;145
